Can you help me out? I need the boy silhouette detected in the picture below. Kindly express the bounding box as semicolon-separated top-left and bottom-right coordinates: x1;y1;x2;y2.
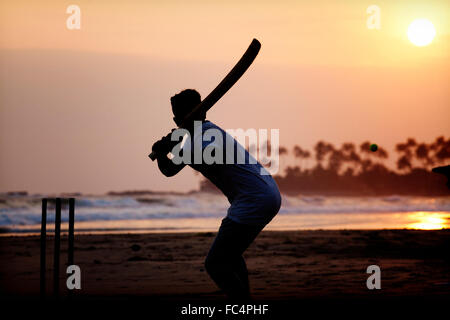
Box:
152;89;281;300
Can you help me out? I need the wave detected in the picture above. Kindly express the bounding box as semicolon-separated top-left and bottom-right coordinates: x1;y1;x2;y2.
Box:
0;193;449;227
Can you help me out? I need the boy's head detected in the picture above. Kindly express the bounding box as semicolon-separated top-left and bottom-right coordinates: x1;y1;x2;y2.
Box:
171;89;205;126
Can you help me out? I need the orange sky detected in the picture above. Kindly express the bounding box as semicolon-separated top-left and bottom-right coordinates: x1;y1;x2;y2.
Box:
0;0;449;194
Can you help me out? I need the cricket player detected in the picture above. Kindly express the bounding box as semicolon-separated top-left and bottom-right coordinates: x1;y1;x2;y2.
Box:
152;89;281;300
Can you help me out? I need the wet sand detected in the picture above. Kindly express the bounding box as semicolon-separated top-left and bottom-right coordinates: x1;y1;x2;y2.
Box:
1;229;449;303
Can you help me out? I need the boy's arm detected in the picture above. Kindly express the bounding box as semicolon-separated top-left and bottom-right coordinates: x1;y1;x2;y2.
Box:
156;154;185;177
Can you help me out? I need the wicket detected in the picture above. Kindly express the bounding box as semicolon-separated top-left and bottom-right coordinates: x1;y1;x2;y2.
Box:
40;198;75;299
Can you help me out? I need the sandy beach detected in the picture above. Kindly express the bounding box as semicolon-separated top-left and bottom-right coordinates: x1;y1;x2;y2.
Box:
1;229;449;303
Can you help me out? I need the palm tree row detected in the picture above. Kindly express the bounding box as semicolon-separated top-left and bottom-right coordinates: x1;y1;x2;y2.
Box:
282;136;449;176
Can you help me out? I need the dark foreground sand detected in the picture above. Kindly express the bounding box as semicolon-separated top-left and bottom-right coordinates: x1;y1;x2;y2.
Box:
1;229;449;302
0;230;449;319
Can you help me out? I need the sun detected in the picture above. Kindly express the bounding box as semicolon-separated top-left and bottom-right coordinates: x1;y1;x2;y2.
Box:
407;19;436;46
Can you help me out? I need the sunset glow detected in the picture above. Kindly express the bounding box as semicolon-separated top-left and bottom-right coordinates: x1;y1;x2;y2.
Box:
407;212;449;230
0;0;449;194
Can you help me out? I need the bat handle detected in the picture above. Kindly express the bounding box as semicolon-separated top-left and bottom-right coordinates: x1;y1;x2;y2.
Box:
148;151;157;161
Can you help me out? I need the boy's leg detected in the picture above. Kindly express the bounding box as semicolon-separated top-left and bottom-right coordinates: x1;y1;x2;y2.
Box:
234;255;250;294
205;217;265;299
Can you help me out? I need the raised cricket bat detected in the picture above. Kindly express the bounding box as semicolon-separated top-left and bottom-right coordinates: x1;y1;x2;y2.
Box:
149;38;261;161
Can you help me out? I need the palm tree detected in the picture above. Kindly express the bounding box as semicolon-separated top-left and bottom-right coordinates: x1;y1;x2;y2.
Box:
329;149;344;173
359;141;388;172
314;141;334;168
415;143;433;169
293;145;311;171
395;139;414;173
340;142;361;174
430;136;450;166
278;146;288;176
396;155;412;172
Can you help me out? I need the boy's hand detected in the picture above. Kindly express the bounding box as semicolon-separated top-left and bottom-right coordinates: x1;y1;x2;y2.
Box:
151;129;176;154
151;139;170;154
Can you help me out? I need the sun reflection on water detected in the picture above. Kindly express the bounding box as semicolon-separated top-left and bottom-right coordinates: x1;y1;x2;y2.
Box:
407;212;450;230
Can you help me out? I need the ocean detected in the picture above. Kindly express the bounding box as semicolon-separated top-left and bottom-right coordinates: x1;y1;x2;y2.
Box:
1;192;449;235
